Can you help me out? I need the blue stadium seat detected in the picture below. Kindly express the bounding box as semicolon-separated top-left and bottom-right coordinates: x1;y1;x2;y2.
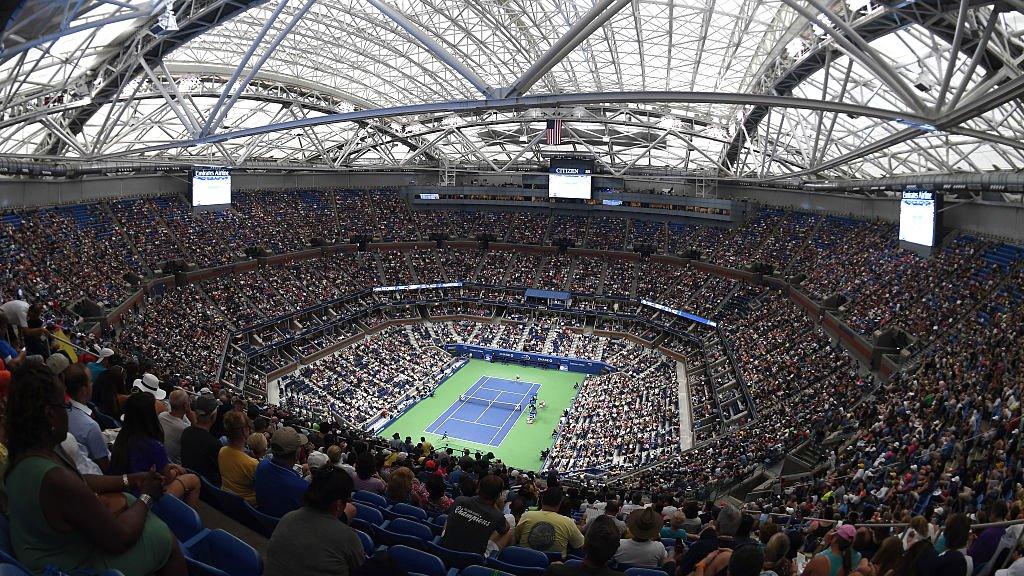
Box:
388;545;446;576
391;502;429;521
0;565;29;576
626;568;670;576
564;559;583;568
461;566;514;576
499;547;549;568
376;518;435;549
354;502;386;526
355;529;375;558
184;529;263;576
426;537;486;570
486;546;548;576
354;490;389;508
207;486;263;535
245;502;280;538
152;494;205;543
197;473;224;509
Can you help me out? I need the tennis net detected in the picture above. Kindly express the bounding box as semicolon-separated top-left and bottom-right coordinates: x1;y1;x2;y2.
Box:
459;394;521;411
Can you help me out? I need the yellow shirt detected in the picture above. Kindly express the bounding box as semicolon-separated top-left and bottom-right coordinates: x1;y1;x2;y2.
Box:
218;446;258;504
515;509;585;557
421;441;434;454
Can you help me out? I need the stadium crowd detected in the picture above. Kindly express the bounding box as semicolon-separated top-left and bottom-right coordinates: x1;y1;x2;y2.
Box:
0;189;1022;576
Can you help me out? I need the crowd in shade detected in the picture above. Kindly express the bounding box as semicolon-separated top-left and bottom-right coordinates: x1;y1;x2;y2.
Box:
0;190;1023;576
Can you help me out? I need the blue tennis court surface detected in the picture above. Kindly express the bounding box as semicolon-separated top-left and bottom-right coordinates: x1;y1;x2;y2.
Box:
426;376;540;447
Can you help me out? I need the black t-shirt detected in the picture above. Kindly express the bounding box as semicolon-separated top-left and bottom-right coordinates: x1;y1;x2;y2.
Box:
440;496;508;554
25;317;47;356
180;426;222;484
934;550;969;576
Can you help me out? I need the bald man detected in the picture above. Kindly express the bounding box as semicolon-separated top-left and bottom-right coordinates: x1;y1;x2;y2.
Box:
159;389;194;463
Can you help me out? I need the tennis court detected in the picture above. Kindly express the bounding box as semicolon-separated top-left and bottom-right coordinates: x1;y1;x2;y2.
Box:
425;376;540;446
379;359;585;470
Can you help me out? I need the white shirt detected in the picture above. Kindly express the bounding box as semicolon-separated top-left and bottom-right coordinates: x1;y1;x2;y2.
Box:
614;539;667;567
1;300;29;328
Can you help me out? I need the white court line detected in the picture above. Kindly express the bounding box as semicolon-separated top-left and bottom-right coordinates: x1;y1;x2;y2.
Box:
486;382;538;445
446;417;501;428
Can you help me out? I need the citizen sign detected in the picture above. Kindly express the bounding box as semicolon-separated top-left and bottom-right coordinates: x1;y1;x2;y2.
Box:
553;168;579;174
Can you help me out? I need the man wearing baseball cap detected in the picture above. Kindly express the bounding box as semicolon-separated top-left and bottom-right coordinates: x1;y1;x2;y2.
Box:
254;426;310;517
180;394;223;484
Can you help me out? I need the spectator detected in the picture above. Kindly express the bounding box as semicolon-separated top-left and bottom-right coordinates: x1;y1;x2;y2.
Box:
935;514;972;576
679;504;742;575
762;532;794;576
614;507;668;567
421;474;454;516
248;432;268;460
545;515;625;575
158;390;192;463
729;544;767;576
64;364;110;472
661;510;688;541
110;392;200;508
255;426;310;517
265;466;364;576
441;474;513;554
802;524;861;576
585;500;627;536
681;501;703;533
970;500;1009;570
93;364;129;418
45;352;70;379
860;536;902;576
179;394;222;485
87;347;114;383
385;466;419;506
4;360;187;575
219;410;258;504
352;451;386;494
516;486;586;559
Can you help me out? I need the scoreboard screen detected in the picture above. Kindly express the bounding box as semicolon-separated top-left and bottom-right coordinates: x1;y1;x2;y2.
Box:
548;158;594;199
192;168;231;208
899;190;937;247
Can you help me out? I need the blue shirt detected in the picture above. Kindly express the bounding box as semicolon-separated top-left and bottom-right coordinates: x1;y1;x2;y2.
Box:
67;400;110;462
86;362;107;384
254;458;308;518
0;339;17;362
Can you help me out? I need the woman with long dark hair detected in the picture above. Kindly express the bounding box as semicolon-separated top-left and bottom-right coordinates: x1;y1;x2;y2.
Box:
4;360;186;575
802;524;862;576
110;392;201;508
93;364;129;418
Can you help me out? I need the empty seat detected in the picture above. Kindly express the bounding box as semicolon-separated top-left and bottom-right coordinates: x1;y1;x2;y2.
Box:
387;545;446;576
390;502;428;521
184;529;263;576
461;566;514;576
426;537;486;570
486;546;549;576
355;529;375;558
376;518;434;549
354;490;389;508
245;503;280;538
152;494;204;543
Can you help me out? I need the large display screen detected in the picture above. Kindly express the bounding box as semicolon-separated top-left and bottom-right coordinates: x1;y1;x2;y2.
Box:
899;190;937;246
192;168;231;207
548;158;593;199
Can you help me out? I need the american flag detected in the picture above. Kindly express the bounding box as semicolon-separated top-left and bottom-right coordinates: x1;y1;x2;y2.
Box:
546;119;562;146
